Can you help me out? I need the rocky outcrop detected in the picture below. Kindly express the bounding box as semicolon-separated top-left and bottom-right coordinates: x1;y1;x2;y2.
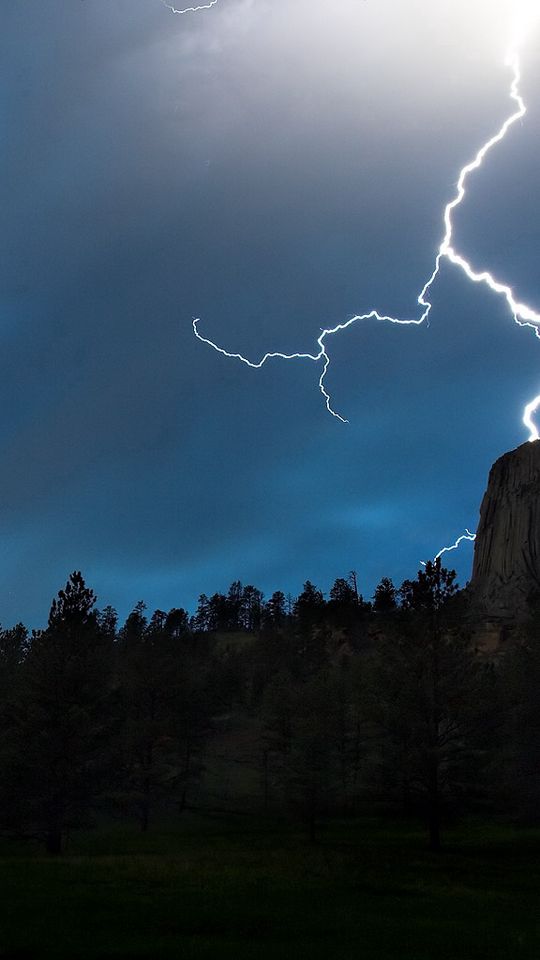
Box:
470;440;540;620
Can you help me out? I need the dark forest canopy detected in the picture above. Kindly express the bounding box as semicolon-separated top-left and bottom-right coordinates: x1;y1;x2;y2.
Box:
0;565;538;855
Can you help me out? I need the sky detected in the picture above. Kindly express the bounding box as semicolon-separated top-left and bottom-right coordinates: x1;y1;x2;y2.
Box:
1;0;540;626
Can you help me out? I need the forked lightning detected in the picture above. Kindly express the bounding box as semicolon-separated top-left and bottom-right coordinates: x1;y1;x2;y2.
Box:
172;6;536;561
193;38;540;439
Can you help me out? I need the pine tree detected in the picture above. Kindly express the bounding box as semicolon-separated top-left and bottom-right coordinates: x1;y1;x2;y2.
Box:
15;573;112;853
371;560;491;850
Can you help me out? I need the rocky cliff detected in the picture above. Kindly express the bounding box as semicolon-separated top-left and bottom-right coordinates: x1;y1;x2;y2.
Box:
470;440;540;620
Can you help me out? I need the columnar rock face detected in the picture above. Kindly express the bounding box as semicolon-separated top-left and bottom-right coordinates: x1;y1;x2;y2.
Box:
470;440;540;619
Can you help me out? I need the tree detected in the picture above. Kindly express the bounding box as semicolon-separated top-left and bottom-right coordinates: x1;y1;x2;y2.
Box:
165;608;189;639
115;605;176;830
371;561;490;850
260;660;368;833
293;582;328;673
98;605;118;642
207;592;231;632
114;605;210;829
281;673;342;841
294;581;325;620
372;577;397;613
223;581;240;631
192;594;210;632
14;573;112;853
0;624;29;836
327;575;370;632
498;626;540;821
399;559;458;613
259;671;295;809
329;578;357;606
264;591;287;629
0;623;27;703
241;585;264;632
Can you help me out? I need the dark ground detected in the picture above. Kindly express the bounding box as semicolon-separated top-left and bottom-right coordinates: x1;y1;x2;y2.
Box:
1;815;539;958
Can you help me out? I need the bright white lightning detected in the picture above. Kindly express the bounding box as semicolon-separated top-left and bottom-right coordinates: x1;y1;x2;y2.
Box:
435;529;476;561
420;529;476;567
194;39;540;437
523;395;540;438
162;0;218;14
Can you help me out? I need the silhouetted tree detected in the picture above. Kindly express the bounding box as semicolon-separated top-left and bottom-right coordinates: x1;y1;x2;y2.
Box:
371;560;490;850
372;577;397;613
0;623;28;836
98;605;118;642
294;581;325;621
165;607;189;639
192;594;211;632
329;578;357;605
498;626;540;821
282;673;342;840
207;592;232;632
115;605;210;829
399;559;458;612
115;605;176;830
293;581;328;673
0;623;27;700
264;591;287;628
226;581;244;631
14;573;112;853
237;585;261;632
327;575;370;631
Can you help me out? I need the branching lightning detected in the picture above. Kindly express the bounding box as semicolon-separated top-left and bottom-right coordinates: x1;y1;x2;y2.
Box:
162;0;218;14
193;33;540;437
186;11;538;563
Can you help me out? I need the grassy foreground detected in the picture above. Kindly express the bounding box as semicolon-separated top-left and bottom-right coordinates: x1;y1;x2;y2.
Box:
0;816;539;958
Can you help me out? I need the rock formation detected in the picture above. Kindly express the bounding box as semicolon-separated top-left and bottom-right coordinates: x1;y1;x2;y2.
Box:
470;440;540;620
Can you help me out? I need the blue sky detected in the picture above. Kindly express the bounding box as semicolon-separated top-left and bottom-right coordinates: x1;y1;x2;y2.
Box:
1;0;539;625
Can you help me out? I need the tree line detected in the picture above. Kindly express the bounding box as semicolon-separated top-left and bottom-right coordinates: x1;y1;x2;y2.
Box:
0;564;538;854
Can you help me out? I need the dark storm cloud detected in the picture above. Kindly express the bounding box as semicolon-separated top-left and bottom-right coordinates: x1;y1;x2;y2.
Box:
1;0;539;624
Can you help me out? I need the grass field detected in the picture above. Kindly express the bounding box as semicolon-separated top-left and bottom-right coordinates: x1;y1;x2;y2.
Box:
0;815;539;958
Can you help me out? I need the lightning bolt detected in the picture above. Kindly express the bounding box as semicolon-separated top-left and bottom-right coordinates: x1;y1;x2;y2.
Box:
421;529;477;567
162;0;218;14
193;35;540;437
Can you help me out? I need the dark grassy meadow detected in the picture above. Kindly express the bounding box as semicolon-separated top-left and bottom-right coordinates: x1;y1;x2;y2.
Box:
0;816;539;959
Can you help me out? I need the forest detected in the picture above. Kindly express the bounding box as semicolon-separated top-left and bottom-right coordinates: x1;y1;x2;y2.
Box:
1;561;538;860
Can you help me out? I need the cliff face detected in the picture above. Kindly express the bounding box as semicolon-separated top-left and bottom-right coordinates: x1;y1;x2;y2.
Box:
470;440;540;619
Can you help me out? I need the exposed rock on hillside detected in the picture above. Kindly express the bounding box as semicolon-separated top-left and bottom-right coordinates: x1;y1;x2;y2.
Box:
470;440;540;620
